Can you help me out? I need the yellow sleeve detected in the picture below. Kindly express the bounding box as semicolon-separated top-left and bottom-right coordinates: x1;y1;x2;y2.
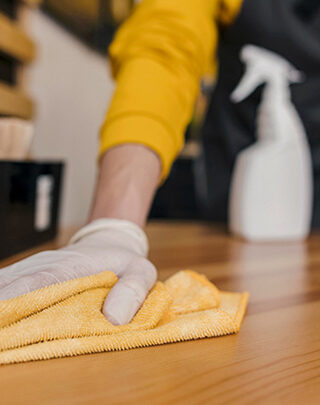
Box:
99;0;219;181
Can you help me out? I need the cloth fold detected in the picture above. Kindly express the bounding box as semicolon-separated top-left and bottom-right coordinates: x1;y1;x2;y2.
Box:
0;270;249;364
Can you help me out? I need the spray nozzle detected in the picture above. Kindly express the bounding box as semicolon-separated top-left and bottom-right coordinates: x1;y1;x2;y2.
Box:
231;45;304;103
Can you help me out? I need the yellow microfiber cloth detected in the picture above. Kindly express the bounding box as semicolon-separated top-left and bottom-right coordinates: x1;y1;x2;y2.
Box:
0;270;249;364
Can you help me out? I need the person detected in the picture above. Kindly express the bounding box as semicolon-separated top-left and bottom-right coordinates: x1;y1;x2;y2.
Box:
0;0;319;325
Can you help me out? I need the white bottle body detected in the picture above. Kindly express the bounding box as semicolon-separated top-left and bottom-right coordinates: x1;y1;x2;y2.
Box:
229;45;313;241
229;124;313;241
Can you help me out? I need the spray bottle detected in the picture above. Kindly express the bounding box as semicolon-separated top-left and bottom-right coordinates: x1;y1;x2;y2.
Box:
229;45;313;241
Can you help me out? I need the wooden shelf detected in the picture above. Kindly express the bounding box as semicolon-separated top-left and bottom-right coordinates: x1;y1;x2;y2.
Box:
0;81;33;119
0;12;35;63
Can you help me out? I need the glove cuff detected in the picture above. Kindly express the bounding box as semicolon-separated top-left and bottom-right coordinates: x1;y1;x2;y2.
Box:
69;219;149;256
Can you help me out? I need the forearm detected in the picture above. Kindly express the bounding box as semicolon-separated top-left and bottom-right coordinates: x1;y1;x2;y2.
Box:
88;144;161;228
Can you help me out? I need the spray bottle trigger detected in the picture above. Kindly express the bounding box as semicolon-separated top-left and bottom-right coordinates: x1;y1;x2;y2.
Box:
230;65;264;103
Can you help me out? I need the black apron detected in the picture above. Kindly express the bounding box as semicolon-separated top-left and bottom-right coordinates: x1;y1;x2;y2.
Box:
198;0;320;227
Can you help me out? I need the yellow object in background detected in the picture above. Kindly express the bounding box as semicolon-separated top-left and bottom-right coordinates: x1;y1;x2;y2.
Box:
0;270;248;364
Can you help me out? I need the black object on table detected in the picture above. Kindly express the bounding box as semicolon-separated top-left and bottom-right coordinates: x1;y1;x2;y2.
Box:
0;160;64;259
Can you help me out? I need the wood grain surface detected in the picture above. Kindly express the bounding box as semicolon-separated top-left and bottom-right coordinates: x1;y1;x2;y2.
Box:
0;221;320;405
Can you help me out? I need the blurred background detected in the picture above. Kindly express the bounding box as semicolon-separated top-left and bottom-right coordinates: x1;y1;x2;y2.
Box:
4;0;316;259
0;0;212;258
0;0;208;238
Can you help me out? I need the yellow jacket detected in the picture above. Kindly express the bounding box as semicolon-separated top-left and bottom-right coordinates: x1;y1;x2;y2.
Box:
100;0;243;181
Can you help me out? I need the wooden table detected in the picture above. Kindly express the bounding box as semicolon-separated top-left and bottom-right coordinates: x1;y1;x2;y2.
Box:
1;221;320;404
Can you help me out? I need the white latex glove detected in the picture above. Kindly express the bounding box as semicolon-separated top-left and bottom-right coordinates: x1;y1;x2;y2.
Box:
0;219;157;325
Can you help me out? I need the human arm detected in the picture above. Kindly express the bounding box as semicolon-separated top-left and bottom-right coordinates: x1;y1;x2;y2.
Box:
89;144;160;228
0;145;160;325
0;0;236;324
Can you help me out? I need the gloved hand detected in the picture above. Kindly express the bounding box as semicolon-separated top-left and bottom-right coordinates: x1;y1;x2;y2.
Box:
0;219;157;325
